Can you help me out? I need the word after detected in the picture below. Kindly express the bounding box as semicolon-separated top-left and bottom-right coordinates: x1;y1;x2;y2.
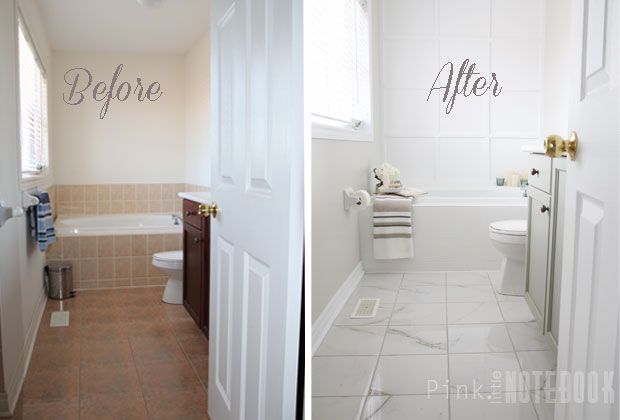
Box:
427;59;502;114
63;64;163;119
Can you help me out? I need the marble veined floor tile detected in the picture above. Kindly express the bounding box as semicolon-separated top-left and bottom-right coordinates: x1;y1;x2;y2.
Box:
530;390;557;420
489;272;527;302
448;324;513;353
316;326;387;356
348;285;399;305
447;284;497;303
447;302;504;324
446;271;491;285
506;322;551;351
396;285;446;303
334;303;394;327
389;303;447;326
516;351;557;390
449;352;526;393
361;395;449;420
312;356;377;397
360;273;404;289
499;301;536;323
370;355;448;396
312;396;365;420
450;392;538;420
402;272;446;286
382;326;448;355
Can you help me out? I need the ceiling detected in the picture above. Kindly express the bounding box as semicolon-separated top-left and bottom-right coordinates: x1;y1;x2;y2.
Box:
36;0;210;53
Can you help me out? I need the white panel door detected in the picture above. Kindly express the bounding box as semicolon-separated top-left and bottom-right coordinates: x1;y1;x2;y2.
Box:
208;0;303;419
555;0;619;419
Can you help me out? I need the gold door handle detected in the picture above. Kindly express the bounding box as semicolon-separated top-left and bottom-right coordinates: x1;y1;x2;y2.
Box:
198;202;220;218
544;131;578;160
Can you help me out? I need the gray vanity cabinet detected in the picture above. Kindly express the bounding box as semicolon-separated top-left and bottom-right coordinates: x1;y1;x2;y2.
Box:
525;154;566;348
525;187;550;321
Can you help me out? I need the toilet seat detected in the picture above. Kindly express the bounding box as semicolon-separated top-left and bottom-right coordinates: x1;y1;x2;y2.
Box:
489;220;527;236
152;250;183;270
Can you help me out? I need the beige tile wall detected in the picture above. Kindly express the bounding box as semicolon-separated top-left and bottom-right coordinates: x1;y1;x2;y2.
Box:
46;233;182;290
48;183;209;218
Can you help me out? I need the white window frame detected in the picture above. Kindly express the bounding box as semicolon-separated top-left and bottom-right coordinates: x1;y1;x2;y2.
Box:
17;10;50;188
309;0;375;142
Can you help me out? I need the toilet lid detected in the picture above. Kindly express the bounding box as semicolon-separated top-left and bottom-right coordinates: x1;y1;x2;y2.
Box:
490;220;527;236
153;250;183;262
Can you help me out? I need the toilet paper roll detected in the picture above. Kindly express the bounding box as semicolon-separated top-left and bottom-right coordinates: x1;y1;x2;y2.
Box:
354;189;371;208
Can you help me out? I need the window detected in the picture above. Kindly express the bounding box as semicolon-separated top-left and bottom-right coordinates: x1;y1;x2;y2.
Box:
18;16;48;178
309;0;372;141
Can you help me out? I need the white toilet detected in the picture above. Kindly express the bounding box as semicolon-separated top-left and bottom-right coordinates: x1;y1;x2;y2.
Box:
152;250;183;304
489;220;527;296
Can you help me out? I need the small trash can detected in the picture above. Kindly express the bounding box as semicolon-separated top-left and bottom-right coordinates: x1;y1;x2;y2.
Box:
45;262;74;300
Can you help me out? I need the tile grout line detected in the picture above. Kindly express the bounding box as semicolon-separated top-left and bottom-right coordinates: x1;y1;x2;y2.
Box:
444;271;451;420
356;272;403;420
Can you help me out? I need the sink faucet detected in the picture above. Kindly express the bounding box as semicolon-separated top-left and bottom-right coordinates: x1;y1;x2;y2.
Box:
172;214;182;225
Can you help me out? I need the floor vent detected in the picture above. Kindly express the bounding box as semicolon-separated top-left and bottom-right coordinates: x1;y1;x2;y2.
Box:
50;311;70;328
350;298;380;319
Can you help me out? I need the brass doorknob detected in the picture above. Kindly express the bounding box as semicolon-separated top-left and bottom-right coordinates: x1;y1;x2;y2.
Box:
198;202;220;218
544;131;578;160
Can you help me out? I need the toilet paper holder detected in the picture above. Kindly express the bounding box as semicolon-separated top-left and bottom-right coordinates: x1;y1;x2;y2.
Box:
343;188;370;211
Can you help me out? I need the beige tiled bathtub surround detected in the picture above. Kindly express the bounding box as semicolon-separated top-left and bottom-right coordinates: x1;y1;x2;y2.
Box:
46;233;182;290
53;183;209;217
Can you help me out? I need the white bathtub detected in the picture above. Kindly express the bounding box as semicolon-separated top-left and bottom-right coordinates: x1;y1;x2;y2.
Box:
360;188;528;272
55;214;183;237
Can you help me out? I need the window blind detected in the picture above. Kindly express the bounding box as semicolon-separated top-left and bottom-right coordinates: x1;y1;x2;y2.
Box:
309;0;371;129
18;17;48;175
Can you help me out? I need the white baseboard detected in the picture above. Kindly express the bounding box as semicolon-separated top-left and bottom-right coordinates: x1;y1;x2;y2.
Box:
312;261;364;355
0;289;47;416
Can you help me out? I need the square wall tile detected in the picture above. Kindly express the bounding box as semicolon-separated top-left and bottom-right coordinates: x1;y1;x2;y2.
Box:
386;138;436;186
438;94;489;136
384;89;438;137
492;0;543;38
383;0;436;37
491;92;540;137
440;0;490;37
438;139;489;182
492;40;542;90
383;39;438;89
439;39;490;84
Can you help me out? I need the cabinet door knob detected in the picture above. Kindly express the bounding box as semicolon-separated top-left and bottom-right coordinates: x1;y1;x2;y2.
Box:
540;205;550;213
193;237;202;243
531;168;539;176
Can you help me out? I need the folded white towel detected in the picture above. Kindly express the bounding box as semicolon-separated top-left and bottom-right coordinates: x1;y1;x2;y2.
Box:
373;196;413;260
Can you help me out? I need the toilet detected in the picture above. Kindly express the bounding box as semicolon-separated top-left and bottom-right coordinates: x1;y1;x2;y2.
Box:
152;250;183;304
489;220;527;296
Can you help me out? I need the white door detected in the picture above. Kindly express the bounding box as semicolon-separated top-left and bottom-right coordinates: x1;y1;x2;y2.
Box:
208;0;303;419
555;0;619;419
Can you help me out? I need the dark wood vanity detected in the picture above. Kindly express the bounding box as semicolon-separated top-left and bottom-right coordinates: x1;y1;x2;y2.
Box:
182;199;210;337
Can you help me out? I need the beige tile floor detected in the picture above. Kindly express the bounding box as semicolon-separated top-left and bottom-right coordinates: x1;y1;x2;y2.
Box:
8;287;208;420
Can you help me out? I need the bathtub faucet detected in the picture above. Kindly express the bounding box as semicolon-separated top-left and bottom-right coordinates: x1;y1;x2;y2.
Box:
171;214;182;225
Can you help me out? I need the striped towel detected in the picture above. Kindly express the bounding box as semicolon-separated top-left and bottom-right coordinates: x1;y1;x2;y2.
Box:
29;192;56;252
373;195;413;260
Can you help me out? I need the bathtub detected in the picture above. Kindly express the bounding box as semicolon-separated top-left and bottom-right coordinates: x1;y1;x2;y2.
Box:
55;214;182;237
48;214;183;290
360;188;528;272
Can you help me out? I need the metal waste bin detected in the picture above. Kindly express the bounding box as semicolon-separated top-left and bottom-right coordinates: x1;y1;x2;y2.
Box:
45;262;74;300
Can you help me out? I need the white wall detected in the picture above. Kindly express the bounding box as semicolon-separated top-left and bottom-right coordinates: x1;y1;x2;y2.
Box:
184;31;211;187
542;0;570;135
379;0;544;187
311;140;381;322
51;52;186;184
0;0;51;414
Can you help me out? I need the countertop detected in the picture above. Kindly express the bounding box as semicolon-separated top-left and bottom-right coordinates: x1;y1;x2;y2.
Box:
178;192;212;204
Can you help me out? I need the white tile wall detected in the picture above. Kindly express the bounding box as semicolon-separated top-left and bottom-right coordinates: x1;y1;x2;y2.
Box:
379;0;544;187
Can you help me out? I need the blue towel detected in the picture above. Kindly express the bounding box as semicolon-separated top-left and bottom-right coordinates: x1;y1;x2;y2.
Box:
29;192;56;252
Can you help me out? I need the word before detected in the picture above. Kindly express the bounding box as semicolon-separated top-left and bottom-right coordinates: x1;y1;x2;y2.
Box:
63;64;163;119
